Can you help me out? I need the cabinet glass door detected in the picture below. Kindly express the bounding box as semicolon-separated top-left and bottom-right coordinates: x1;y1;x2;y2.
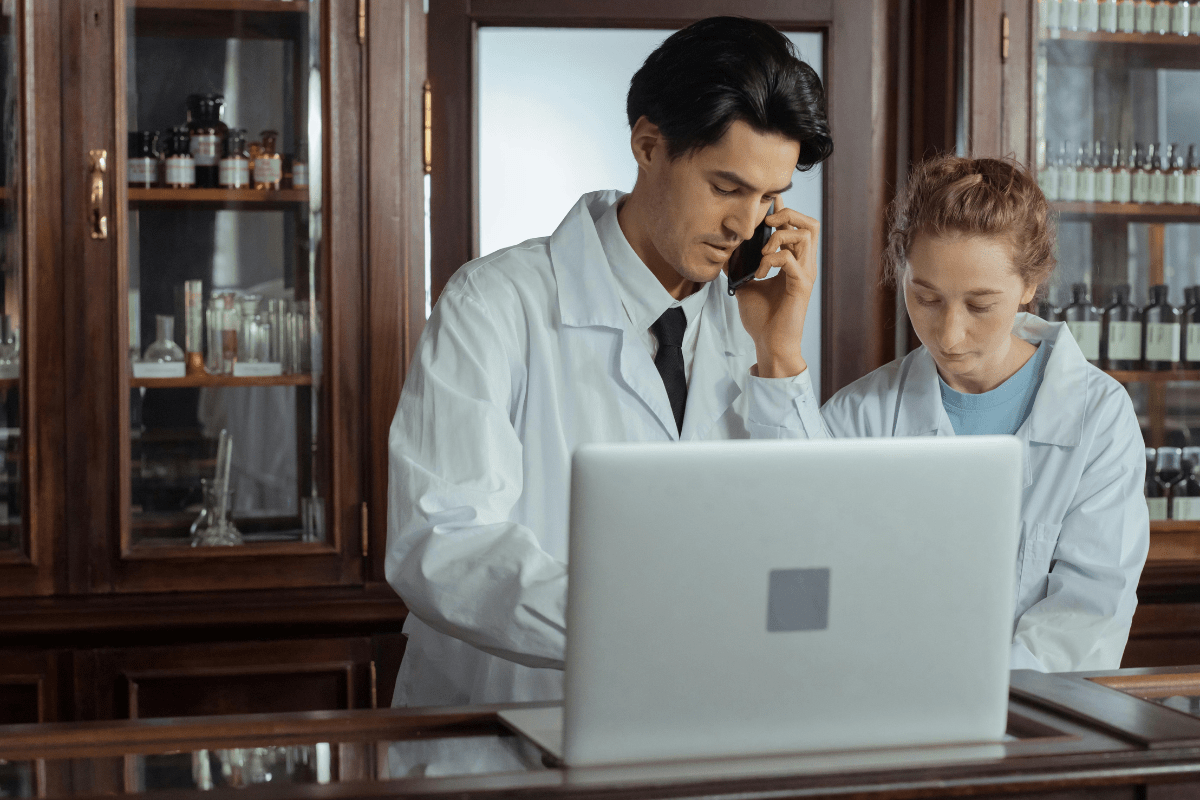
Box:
123;1;323;551
0;2;23;559
1035;1;1200;559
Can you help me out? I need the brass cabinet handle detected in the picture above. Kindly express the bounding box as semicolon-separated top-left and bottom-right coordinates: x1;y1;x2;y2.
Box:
89;149;107;240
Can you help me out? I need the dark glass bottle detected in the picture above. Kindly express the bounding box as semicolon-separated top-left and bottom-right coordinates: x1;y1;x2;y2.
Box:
1103;284;1142;370
1147;447;1168;522
218;128;250;189
1061;282;1101;363
185;93;228;188
1143;284;1181;371
164;126;195;189
1184;287;1200;367
1174;447;1200;521
127;130;157;188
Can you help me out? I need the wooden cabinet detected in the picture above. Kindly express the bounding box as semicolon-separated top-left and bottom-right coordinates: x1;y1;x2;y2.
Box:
0;0;424;722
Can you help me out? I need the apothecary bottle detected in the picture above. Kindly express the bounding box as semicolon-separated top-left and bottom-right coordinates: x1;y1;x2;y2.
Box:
1144;283;1182;370
1062;283;1102;362
1063;0;1083;29
1132;143;1150;203
1147;448;1169;521
1183;286;1200;366
1076;141;1097;202
164;127;195;189
1175;448;1200;520
1157;447;1183;519
1174;0;1192;32
1154;0;1173;32
1136;0;1155;31
1187;144;1200;204
1059;141;1078;201
290;139;308;189
128;130;157;188
1113;142;1133;203
1104;283;1142;370
254;130;283;190
186;93;228;188
218;128;250;189
1039;141;1060;200
1083;0;1102;28
1148;143;1168;204
1101;0;1120;29
1096;141;1115;202
1168;143;1187;204
1119;0;1138;29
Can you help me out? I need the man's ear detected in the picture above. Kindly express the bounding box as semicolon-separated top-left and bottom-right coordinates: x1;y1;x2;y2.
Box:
630;116;664;172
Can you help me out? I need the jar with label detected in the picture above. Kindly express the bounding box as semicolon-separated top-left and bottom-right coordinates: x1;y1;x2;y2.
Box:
1083;0;1102;27
290;139;308;189
1076;141;1097;202
1147;448;1169;521
1131;143;1150;202
1173;0;1191;31
1101;0;1121;28
1136;0;1156;31
254;130;283;190
127;130;158;188
1144;283;1181;369
1062;283;1102;363
165;126;196;189
186;93;228;188
1119;0;1139;28
218;128;250;189
1148;142;1168;203
1192;0;1200;29
1039;144;1060;201
1096;142;1115;202
1059;141;1078;201
1167;143;1187;203
1186;144;1200;204
1063;0;1083;28
1154;0;1173;31
1113;142;1133;202
1174;448;1200;520
1103;283;1142;369
1184;286;1200;365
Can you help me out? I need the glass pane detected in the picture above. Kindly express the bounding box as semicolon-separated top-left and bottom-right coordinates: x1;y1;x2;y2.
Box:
1034;8;1200;531
124;3;323;547
0;1;21;553
477;28;825;391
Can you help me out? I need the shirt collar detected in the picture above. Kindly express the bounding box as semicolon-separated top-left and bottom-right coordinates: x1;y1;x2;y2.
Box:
597;197;708;332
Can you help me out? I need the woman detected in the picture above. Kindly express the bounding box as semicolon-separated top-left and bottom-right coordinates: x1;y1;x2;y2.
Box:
822;155;1149;672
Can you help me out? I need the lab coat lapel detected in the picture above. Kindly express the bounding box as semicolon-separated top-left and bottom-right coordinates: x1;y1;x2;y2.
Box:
548;191;684;440
680;280;747;441
892;347;954;438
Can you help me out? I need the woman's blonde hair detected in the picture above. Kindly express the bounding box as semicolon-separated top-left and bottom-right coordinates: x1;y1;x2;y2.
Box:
883;155;1057;301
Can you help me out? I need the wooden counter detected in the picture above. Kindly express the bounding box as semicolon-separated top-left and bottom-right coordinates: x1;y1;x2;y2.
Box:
8;667;1200;799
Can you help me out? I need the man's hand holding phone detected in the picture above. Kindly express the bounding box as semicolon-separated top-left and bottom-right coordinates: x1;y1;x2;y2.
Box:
732;203;820;379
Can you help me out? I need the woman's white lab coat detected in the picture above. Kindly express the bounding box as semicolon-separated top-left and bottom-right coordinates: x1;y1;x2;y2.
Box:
386;191;827;713
821;314;1149;672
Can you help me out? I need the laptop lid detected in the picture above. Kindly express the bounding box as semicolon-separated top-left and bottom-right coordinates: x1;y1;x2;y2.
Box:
561;437;1022;766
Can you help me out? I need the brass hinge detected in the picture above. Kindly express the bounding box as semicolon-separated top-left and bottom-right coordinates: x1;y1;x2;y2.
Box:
360;501;369;558
1001;13;1010;61
358;0;366;44
369;660;378;708
423;80;433;175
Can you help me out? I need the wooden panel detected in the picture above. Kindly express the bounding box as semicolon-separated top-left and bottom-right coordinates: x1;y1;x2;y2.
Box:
77;638;374;721
0;683;39;725
0;650;65;724
967;0;1005;157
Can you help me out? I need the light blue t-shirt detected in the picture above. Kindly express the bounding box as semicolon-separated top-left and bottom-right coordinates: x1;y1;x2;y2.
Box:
939;342;1052;436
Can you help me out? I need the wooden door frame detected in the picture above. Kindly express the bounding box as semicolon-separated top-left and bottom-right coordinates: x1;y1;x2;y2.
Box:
427;0;902;399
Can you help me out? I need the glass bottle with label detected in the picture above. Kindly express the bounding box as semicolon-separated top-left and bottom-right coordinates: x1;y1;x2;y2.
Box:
1137;0;1156;31
1039;141;1060;201
1132;143;1150;203
1173;0;1192;31
1096;141;1115;202
1064;0;1083;28
1149;143;1168;203
254;130;283;190
1144;283;1182;369
1060;141;1078;201
1168;143;1187;203
1104;283;1143;370
1193;0;1200;29
127;130;157;188
1147;448;1169;521
1174;448;1200;520
1157;447;1183;519
290;139;309;189
1076;141;1097;202
185;93;228;189
218;128;250;189
1187;144;1200;204
1101;0;1121;28
1154;0;1173;31
1084;0;1103;27
1113;142;1133;202
1185;286;1200;366
1062;283;1102;362
1120;0;1139;29
164;127;196;189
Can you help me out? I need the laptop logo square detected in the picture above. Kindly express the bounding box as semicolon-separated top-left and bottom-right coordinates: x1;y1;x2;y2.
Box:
767;568;830;632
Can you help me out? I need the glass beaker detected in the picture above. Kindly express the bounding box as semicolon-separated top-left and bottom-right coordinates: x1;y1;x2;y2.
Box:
191;478;243;547
237;294;262;363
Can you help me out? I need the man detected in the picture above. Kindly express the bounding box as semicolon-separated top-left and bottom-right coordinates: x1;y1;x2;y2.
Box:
387;16;833;719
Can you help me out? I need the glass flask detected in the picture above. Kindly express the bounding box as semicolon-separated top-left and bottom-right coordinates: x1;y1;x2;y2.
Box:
191;478;243;547
143;314;185;363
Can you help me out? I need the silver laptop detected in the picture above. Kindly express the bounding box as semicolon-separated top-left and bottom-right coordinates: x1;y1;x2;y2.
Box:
501;437;1022;767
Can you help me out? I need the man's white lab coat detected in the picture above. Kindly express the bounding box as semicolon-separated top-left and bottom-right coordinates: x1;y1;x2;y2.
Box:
386;191;828;710
820;314;1150;672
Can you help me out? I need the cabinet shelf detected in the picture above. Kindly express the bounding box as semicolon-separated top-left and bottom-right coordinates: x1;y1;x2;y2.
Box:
1108;369;1200;382
1043;31;1200;68
1050;30;1200;46
129;187;309;210
1053;201;1200;222
1150;523;1200;561
133;0;307;41
130;372;312;389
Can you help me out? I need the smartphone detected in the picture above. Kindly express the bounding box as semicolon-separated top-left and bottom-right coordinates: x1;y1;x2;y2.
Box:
726;204;775;296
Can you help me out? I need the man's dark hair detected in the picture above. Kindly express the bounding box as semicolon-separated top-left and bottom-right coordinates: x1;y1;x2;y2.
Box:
626;17;832;171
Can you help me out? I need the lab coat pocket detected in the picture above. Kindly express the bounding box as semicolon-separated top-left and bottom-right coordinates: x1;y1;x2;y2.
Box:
1014;521;1063;619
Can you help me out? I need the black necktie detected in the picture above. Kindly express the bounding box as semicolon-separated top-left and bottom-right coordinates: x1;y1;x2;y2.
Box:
650;307;688;434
